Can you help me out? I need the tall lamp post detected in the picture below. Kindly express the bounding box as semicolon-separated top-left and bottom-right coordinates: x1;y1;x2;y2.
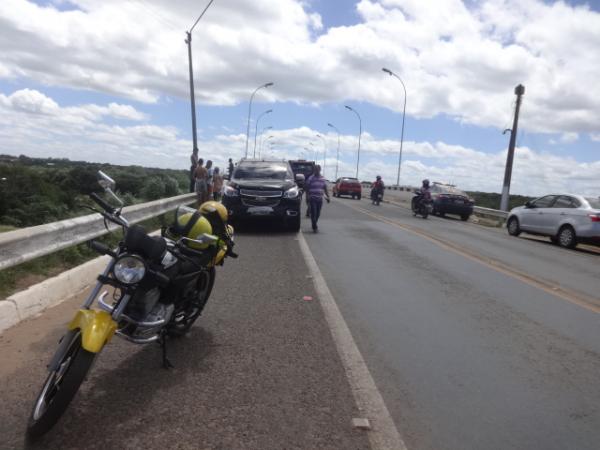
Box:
245;82;274;157
315;133;327;177
345;105;362;179
382;68;407;187
260;135;274;158
185;0;216;155
309;142;317;161
327;122;340;180
253;109;272;157
257;126;272;157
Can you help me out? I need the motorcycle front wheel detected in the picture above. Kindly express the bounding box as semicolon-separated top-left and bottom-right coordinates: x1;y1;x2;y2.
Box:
27;330;96;439
168;267;216;337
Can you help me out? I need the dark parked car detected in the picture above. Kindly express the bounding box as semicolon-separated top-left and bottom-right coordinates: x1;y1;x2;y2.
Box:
333;177;362;199
222;159;303;231
430;183;474;221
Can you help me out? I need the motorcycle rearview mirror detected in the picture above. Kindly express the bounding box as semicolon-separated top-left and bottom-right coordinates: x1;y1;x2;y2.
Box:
97;170;116;191
97;171;124;208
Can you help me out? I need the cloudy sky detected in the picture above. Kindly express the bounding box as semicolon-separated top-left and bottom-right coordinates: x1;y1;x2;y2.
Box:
0;0;599;196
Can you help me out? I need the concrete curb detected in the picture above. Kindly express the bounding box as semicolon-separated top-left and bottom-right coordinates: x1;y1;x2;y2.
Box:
0;255;109;334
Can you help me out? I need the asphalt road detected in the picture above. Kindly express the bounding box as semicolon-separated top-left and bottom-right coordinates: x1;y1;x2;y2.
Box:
2;196;599;450
0;226;368;450
304;196;600;450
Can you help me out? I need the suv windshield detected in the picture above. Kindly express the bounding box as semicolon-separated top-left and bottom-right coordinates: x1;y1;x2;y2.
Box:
234;163;290;180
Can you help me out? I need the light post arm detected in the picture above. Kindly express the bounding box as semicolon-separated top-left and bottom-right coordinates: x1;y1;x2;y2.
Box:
382;67;407;186
245;82;273;158
327;122;340;180
253;109;272;158
345;106;362;179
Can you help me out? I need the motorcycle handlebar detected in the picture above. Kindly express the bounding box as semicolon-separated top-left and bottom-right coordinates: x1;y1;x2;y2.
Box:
90;192;115;214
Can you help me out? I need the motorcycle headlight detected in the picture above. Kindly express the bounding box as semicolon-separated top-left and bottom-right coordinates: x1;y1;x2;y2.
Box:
224;185;239;197
113;255;146;284
283;186;299;199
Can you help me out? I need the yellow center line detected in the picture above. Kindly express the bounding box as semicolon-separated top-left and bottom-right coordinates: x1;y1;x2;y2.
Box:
338;200;600;314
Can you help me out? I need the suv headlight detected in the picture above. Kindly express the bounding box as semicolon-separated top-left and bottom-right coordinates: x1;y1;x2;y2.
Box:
283;186;299;199
113;255;146;284
224;185;239;197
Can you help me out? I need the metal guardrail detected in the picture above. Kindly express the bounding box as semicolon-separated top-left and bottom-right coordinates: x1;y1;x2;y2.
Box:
473;206;508;219
0;193;196;271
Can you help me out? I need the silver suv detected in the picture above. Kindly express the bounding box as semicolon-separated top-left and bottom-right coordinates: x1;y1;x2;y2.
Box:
507;194;600;248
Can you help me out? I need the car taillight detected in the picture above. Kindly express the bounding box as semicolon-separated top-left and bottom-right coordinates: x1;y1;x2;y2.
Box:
589;214;600;222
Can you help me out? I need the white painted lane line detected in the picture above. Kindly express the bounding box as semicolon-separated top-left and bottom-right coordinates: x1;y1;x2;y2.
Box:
298;231;407;450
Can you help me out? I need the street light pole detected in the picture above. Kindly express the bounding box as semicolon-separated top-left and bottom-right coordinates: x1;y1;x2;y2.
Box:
185;0;216;155
253;109;272;158
245;82;274;158
315;133;327;177
500;84;525;211
382;68;407;187
258;126;272;157
260;135;274;158
345;105;362;179
309;142;317;161
327;122;340;180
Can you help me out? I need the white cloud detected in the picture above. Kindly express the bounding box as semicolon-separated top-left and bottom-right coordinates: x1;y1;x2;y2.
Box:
2;88;597;197
0;0;599;135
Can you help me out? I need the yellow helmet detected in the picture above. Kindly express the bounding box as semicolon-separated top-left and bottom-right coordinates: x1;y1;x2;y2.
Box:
176;209;213;249
199;201;228;223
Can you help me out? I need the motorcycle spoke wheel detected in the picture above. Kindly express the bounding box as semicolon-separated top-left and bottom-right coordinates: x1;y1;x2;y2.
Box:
27;332;96;439
168;267;215;337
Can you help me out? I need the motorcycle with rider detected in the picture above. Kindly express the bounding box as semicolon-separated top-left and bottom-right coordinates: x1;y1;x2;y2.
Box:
412;179;433;219
370;175;385;206
26;171;237;438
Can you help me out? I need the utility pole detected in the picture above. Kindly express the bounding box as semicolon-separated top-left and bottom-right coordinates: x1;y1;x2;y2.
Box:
500;84;525;211
185;31;198;153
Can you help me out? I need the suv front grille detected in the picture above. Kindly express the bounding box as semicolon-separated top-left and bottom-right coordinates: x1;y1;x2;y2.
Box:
240;189;283;197
242;198;281;207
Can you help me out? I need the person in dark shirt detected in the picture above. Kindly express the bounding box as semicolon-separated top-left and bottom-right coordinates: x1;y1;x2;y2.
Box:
305;165;330;232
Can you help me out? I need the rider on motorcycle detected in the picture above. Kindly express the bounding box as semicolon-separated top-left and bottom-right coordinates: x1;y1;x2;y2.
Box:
412;179;431;210
371;176;384;205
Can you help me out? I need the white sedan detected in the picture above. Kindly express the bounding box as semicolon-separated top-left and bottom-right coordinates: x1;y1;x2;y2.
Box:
507;194;600;249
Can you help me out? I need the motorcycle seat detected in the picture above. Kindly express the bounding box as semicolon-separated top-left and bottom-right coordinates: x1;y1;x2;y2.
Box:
124;225;167;263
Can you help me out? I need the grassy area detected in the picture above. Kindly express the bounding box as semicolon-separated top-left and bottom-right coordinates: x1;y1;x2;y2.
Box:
0;215;169;300
0;225;17;233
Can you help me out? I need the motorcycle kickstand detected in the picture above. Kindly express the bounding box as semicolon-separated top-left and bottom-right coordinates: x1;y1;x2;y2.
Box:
159;330;174;369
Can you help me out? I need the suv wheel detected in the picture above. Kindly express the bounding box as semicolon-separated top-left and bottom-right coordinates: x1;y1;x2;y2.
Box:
286;216;301;232
507;217;521;236
461;214;470;221
557;225;577;249
357;194;361;200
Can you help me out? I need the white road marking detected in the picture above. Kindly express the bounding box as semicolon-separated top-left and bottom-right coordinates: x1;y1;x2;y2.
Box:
298;231;408;450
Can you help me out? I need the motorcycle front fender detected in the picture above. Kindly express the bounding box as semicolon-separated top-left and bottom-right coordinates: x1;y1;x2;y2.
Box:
210;248;227;266
68;309;117;353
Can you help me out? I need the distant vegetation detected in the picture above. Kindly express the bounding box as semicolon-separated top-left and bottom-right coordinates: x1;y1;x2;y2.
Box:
0;154;189;228
466;191;535;210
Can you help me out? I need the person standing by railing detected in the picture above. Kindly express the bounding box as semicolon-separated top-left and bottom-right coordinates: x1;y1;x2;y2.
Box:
194;158;209;205
190;147;199;193
213;167;223;201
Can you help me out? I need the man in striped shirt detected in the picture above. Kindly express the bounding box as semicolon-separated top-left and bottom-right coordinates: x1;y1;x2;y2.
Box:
305;165;330;232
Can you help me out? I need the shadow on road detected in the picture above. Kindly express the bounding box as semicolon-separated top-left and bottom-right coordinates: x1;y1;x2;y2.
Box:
519;235;600;256
24;327;214;450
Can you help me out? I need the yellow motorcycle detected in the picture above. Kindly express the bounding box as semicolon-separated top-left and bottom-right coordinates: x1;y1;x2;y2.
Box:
27;171;236;438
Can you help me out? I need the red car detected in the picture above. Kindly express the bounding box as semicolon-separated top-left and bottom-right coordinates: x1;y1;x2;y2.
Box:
333;177;362;199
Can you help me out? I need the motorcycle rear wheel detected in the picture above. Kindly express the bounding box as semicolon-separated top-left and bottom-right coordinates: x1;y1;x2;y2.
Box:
27;331;95;439
168;267;216;337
